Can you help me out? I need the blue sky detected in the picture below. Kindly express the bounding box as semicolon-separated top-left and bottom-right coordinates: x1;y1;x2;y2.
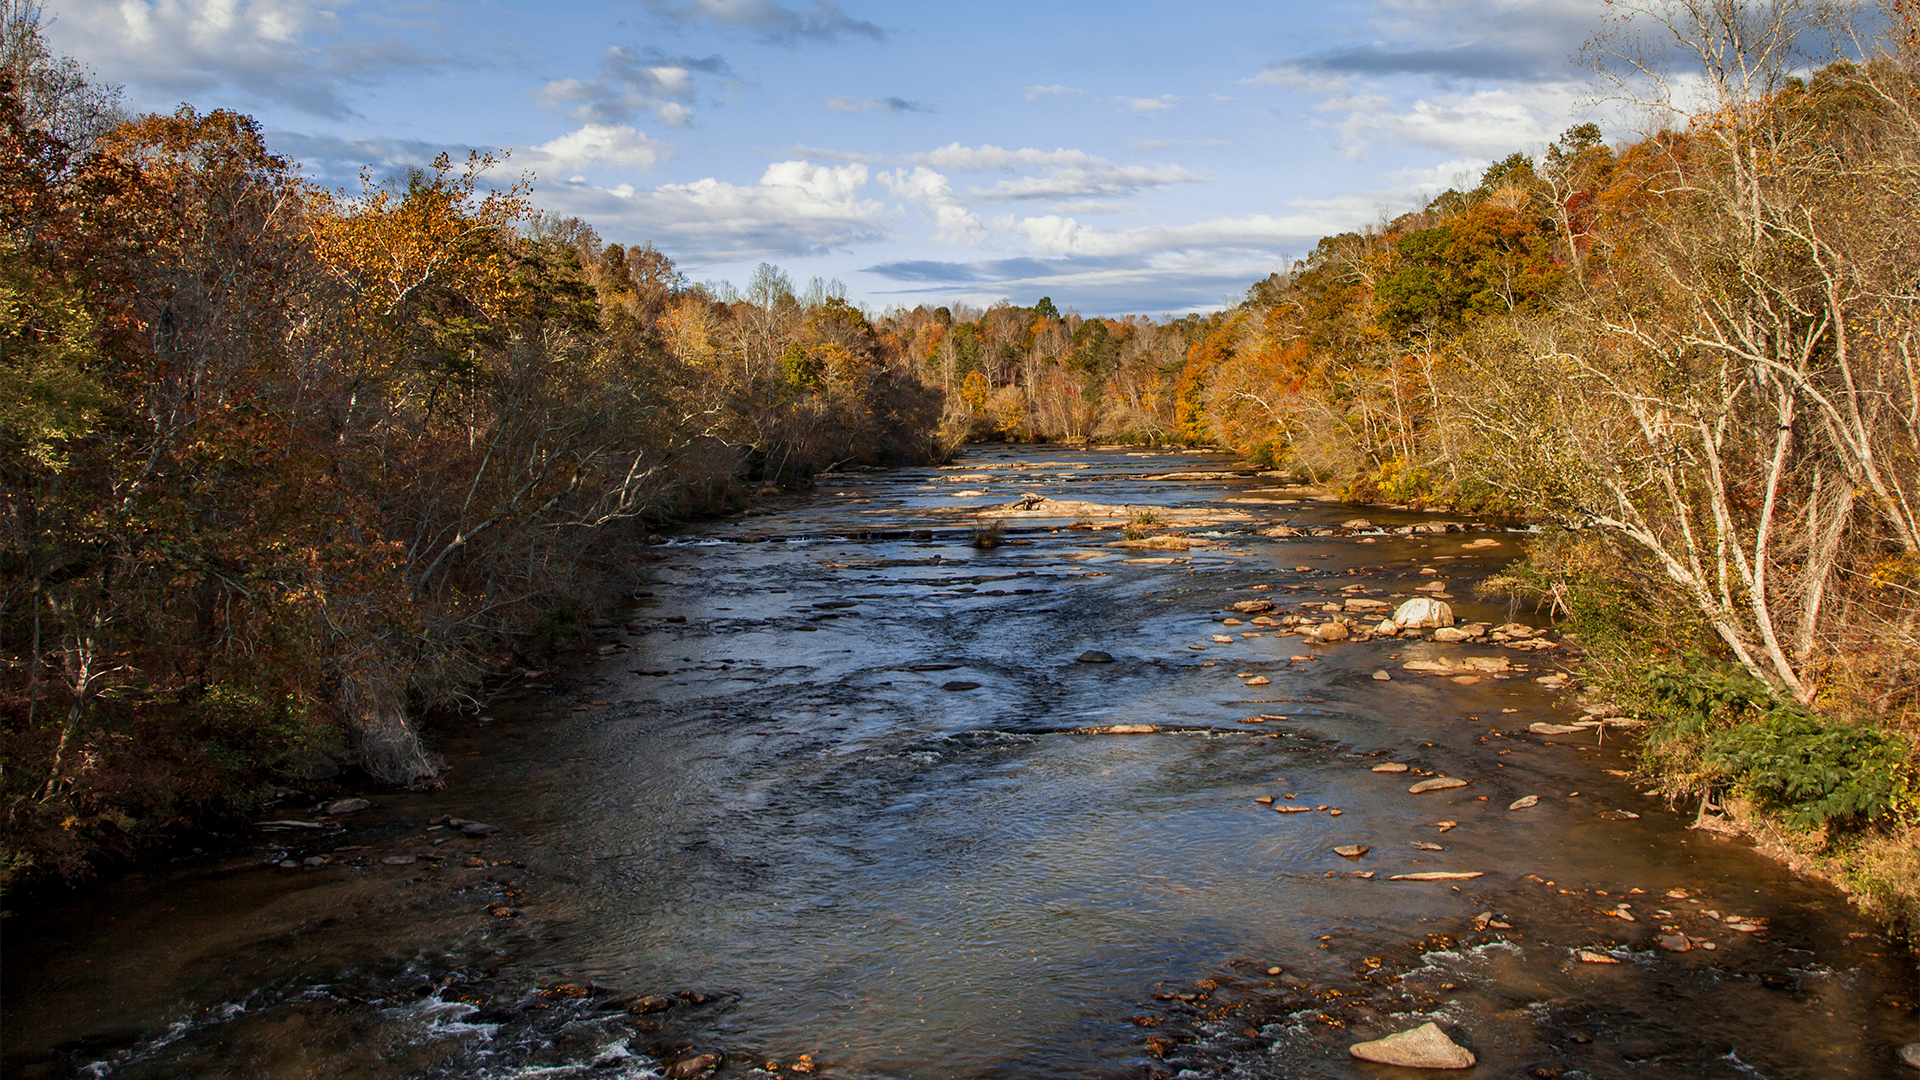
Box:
45;0;1611;315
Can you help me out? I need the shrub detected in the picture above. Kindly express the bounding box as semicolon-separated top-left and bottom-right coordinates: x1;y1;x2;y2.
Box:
1646;661;1919;830
1706;712;1916;830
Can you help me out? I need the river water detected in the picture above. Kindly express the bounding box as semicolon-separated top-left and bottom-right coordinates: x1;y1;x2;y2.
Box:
4;447;1914;1079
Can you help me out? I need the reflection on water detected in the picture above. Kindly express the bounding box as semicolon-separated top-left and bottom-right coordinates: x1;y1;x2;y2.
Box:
5;447;1913;1079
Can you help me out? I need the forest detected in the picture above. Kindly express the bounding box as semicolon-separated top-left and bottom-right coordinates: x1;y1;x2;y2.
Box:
3;0;1916;925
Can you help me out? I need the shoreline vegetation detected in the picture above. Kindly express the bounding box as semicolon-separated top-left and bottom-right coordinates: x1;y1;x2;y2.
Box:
3;1;1916;938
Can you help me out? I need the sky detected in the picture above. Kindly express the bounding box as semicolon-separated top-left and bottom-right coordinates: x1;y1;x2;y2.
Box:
42;0;1617;316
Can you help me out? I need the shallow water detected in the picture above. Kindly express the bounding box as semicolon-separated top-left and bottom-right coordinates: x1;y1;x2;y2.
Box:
5;446;1915;1079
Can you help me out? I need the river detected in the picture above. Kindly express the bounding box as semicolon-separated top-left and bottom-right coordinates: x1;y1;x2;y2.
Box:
4;446;1913;1079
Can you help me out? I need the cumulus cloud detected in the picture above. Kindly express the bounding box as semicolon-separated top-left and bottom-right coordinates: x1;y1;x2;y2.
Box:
778;142;1214;224
535;46;730;127
524;124;673;175
41;0;464;118
530;160;891;260
878;166;982;243
1335;83;1587;158
640;0;885;44
827;95;930;113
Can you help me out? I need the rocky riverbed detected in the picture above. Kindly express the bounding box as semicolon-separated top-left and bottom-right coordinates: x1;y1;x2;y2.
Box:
4;446;1914;1079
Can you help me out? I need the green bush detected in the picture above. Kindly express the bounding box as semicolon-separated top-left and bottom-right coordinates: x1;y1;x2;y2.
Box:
1706;712;1915;830
1647;661;1917;830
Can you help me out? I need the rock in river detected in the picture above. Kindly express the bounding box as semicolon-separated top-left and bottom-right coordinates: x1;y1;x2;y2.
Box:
459;822;502;836
1409;777;1468;793
1393;597;1455;628
1076;650;1114;663
1349;1022;1476;1069
1897;1043;1920;1070
326;797;371;815
666;1053;722;1078
1314;622;1350;642
1371;762;1409;773
1508;795;1540;810
1333;844;1369;858
942;681;982;691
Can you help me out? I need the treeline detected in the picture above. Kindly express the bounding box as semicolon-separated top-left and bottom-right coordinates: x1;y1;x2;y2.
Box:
0;9;941;889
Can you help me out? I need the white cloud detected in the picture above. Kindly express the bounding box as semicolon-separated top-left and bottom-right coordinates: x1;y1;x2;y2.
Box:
879;166;982;243
1002;212;1339;258
531;160;892;260
534;46;729;127
1114;94;1180;113
43;0;458;118
1336;83;1585;158
524;124;673;174
910;143;1097;170
964;162;1208;204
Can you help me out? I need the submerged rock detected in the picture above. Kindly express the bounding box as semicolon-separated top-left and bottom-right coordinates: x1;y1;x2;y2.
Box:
666;1053;722;1078
941;681;982;691
1349;1023;1476;1069
1077;650;1114;663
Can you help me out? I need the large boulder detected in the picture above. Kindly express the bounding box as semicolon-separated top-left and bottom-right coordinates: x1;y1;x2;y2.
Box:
1393;597;1455;628
1349;1023;1476;1068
